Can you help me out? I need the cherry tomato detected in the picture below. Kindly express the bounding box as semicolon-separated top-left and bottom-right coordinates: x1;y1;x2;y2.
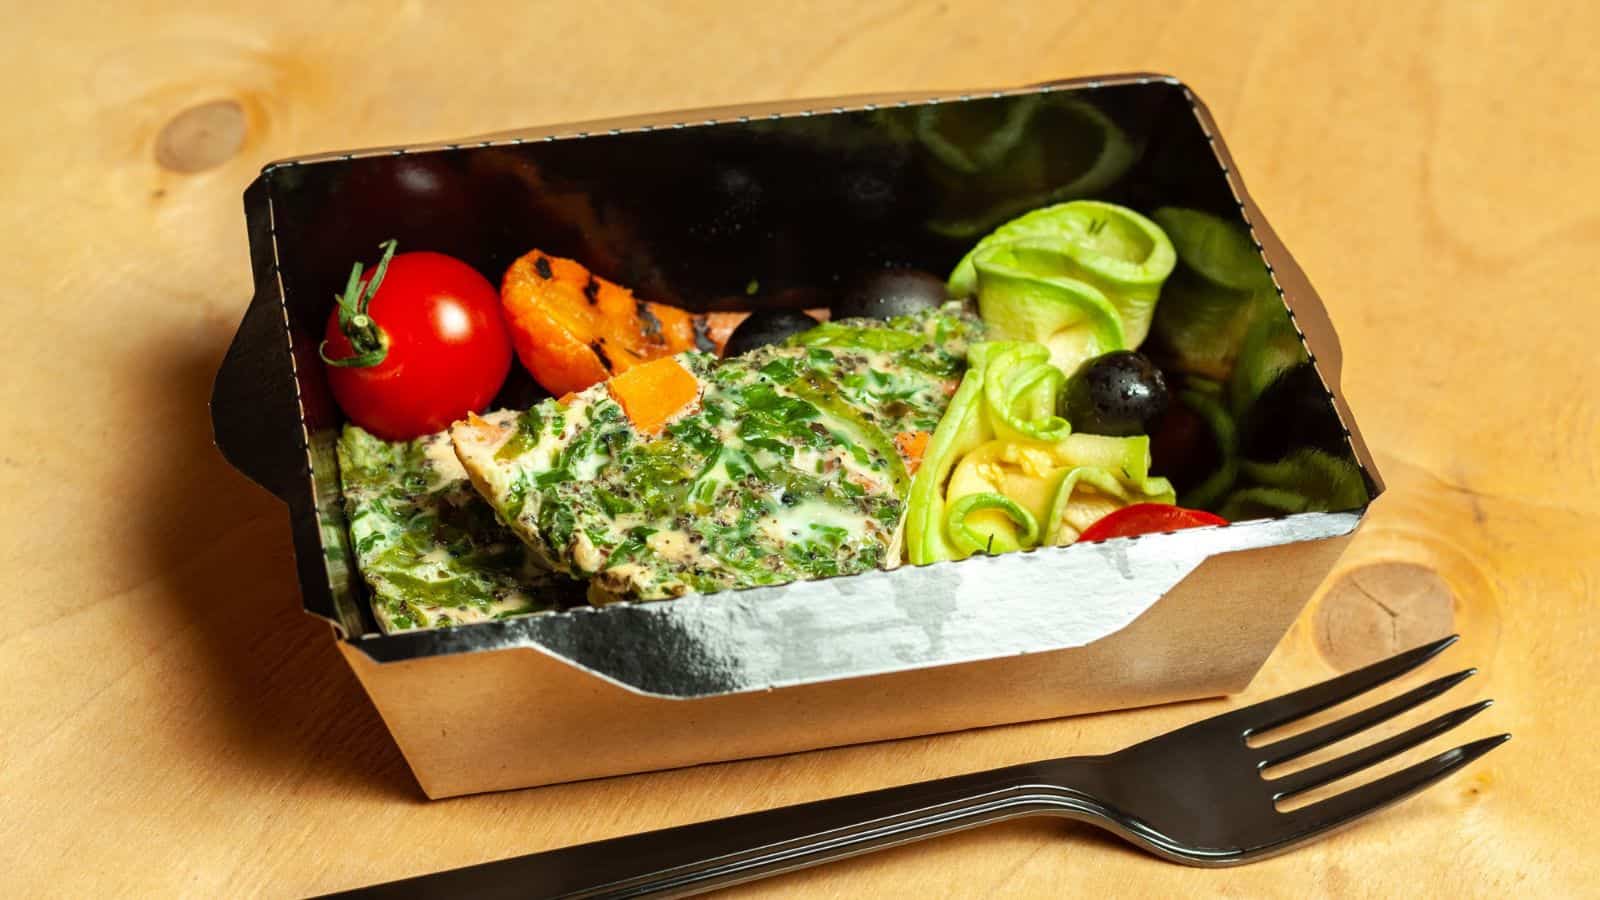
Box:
321;241;512;440
1076;504;1228;543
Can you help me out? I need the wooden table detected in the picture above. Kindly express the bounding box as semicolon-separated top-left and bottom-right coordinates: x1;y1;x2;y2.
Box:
4;1;1595;895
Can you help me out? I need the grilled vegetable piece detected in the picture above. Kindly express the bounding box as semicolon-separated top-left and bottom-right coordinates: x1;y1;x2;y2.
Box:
337;413;564;632
453;307;981;603
500;250;747;397
894;430;931;474
606;356;703;435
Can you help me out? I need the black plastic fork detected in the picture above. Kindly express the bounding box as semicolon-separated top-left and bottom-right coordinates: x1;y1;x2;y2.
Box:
333;635;1506;899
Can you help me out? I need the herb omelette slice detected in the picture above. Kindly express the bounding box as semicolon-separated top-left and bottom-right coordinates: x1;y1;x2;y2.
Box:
452;306;982;603
338;413;566;631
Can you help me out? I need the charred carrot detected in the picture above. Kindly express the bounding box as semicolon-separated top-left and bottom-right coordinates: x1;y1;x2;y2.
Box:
895;430;931;475
502;250;832;396
606;357;702;435
501;251;703;396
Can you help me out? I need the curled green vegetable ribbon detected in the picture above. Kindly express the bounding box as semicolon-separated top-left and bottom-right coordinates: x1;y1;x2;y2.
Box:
1150;207;1274;294
915;95;1043;176
1044;463;1175;545
946;492;1040;557
906;97;1140;240
1147;206;1310;398
906;343;1001;565
950;201;1175;378
906;340;1175;565
1229;304;1308;418
981;342;1072;444
320;239;399;369
1218;448;1369;520
968;242;1126;380
1217;487;1313;520
1173;385;1239;511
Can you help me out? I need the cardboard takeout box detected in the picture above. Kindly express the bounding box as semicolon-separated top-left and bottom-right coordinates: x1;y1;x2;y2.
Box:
211;74;1381;798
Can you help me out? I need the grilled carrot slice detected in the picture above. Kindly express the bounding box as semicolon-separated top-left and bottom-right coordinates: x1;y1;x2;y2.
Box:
895;430;932;474
501;251;702;396
607;357;702;434
502;249;833;396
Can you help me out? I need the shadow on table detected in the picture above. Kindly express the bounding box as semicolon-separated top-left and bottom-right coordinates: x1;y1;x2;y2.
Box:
133;326;418;803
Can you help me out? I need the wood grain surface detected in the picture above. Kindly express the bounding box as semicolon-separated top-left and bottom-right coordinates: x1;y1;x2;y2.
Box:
2;1;1596;896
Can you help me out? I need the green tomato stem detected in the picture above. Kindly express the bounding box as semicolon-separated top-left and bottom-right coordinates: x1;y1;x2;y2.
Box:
321;239;399;369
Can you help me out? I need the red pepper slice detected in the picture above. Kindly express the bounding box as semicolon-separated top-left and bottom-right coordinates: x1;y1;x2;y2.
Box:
1076;503;1228;543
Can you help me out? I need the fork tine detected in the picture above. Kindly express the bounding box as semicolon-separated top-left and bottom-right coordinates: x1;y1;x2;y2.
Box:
1281;733;1510;835
1230;634;1458;735
1272;699;1494;799
1258;669;1476;768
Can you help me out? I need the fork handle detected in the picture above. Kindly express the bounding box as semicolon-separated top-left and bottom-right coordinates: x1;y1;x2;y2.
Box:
336;759;1108;899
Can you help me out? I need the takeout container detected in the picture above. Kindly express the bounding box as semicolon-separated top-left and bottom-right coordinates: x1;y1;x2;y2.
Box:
211;74;1382;798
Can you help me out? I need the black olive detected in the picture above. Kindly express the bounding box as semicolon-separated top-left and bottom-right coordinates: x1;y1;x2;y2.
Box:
833;268;948;320
721;309;821;357
1060;350;1170;437
1238;362;1348;460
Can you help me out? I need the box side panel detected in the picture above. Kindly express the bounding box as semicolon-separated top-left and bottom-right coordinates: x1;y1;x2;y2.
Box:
346;534;1349;798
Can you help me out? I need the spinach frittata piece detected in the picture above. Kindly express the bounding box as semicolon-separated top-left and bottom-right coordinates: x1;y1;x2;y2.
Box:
452;305;983;603
337;413;563;631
